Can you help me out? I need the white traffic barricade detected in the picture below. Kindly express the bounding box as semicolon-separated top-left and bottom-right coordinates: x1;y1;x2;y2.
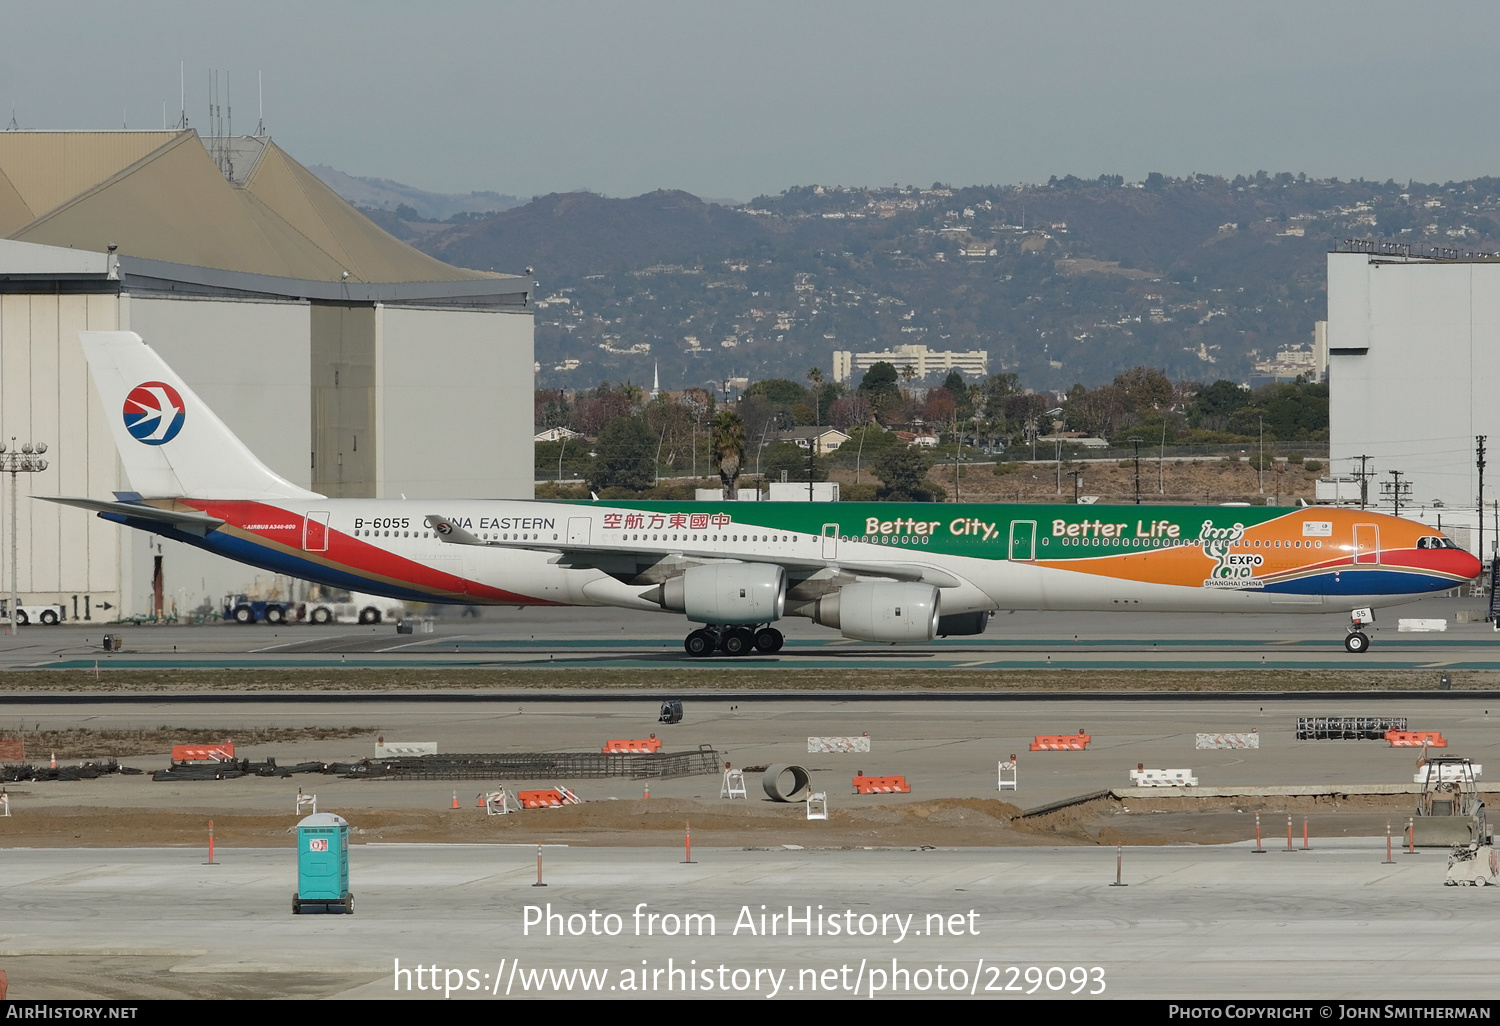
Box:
480;789;512;815
1195;732;1260;750
375;741;438;758
294;789;317;816
721;767;747;800
1129;767;1199;787
808;736;871;754
1415;763;1482;783
998;758;1018;791
0;792;8;817
806;792;828;820
1398;619;1448;632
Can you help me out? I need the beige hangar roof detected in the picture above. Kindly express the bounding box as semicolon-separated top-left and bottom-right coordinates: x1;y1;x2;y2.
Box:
0;130;493;283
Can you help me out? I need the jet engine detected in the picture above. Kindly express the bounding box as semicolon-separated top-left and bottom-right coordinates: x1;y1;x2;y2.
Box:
812;582;940;643
654;563;786;624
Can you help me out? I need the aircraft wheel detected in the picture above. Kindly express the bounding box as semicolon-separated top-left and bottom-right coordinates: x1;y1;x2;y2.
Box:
1344;631;1370;654
310;607;332;625
684;629;716;658
233;605;254;625
358;607;381;625
265;605;285;625
721;628;755;656
754;627;784;653
39;610;58;625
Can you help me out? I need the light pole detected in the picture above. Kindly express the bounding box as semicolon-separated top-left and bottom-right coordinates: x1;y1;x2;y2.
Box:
1;439;49;635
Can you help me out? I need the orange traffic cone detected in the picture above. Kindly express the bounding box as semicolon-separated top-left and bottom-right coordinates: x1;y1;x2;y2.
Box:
643;783;650;800
450;790;460;809
50;751;56;769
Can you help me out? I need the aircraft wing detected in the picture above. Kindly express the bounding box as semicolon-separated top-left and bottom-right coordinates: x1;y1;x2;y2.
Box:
40;496;225;537
423;513;962;587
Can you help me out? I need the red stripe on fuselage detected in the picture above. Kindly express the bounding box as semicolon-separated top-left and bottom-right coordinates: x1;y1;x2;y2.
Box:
178;500;553;605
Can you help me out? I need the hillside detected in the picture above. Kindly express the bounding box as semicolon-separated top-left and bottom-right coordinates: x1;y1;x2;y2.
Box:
381;173;1500;393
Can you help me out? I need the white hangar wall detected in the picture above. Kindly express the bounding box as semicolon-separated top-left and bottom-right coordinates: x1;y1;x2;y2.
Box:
1328;251;1500;555
376;305;534;501
0;292;123;621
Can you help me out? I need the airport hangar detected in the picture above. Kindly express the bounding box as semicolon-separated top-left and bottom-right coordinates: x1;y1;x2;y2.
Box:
1328;240;1500;558
0;129;533;621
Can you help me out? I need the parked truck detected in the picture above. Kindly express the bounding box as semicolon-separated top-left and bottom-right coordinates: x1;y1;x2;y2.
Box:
304;591;407;625
223;593;298;625
0;599;67;625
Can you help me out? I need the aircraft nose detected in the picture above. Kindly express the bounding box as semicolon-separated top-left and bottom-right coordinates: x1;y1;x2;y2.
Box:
1460;550;1484;580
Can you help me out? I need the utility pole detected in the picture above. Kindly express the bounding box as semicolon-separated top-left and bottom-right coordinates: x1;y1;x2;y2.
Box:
1067;469;1083;505
1130;438;1142;505
1388;469;1405;517
1;439;48;635
1478;436;1487;568
1159;420;1167;495
1352;454;1373;510
1257;415;1264;495
1055;437;1062;495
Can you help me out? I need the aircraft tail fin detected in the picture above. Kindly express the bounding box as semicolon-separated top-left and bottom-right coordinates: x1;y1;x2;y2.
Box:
79;331;322;500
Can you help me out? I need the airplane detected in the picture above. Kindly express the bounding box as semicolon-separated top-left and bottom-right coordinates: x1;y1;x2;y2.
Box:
49;330;1481;657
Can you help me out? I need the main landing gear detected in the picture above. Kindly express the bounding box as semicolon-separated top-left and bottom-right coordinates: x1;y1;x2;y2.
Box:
683;624;784;657
1344;606;1374;654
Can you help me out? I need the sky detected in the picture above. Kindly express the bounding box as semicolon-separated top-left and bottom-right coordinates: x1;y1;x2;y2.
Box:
3;1;1498;202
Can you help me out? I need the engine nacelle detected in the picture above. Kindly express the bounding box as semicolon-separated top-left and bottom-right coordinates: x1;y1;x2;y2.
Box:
657;563;786;625
937;610;991;637
813;582;940;643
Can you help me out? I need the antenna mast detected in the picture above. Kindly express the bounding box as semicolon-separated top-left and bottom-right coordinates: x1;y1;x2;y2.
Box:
256;70;265;136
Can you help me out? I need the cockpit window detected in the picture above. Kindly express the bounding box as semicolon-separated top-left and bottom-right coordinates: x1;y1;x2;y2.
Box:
1416;536;1457;549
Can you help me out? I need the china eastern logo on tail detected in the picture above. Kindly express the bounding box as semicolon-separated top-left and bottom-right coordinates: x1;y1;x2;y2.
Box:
123;381;185;445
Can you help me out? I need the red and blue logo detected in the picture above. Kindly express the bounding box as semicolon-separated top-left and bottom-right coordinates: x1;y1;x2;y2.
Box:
123;381;186;445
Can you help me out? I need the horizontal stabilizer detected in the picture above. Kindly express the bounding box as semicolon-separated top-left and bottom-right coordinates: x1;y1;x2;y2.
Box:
40;496;224;537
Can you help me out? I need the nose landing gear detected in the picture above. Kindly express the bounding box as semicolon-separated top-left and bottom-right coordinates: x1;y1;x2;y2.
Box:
1345;606;1374;653
683;624;784;657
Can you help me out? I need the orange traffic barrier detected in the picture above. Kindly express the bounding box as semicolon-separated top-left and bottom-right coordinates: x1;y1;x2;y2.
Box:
602;736;662;754
852;772;911;794
517;787;581;809
1030;730;1091;751
172;741;235;764
1386;730;1446;748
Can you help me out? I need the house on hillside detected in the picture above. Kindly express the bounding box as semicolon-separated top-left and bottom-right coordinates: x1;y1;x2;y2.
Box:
775;427;850;456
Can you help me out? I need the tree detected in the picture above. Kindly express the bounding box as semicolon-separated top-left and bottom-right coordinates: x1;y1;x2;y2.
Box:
858;362;899;399
710;409;746;498
873;447;943;502
589;416;655;492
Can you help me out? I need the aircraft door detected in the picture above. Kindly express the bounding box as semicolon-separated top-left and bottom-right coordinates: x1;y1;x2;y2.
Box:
304;511;331;552
1354;524;1380;564
567;517;592;546
822;523;839;560
1009;520;1036;561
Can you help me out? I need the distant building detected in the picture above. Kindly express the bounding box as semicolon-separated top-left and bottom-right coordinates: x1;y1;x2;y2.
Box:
1328;247;1498;530
831;344;989;383
534;427;582;442
775;427;850;455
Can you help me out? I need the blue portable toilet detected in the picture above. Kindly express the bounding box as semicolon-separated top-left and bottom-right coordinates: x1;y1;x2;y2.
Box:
294;812;353;914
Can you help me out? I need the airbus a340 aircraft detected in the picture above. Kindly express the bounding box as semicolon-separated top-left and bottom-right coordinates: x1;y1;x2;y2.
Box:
52;331;1480;656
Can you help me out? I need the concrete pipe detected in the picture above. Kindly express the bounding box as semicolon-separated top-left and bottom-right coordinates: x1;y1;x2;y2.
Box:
762;764;812;802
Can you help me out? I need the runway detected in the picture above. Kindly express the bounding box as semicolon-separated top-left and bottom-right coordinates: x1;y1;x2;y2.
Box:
3;595;1499;672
